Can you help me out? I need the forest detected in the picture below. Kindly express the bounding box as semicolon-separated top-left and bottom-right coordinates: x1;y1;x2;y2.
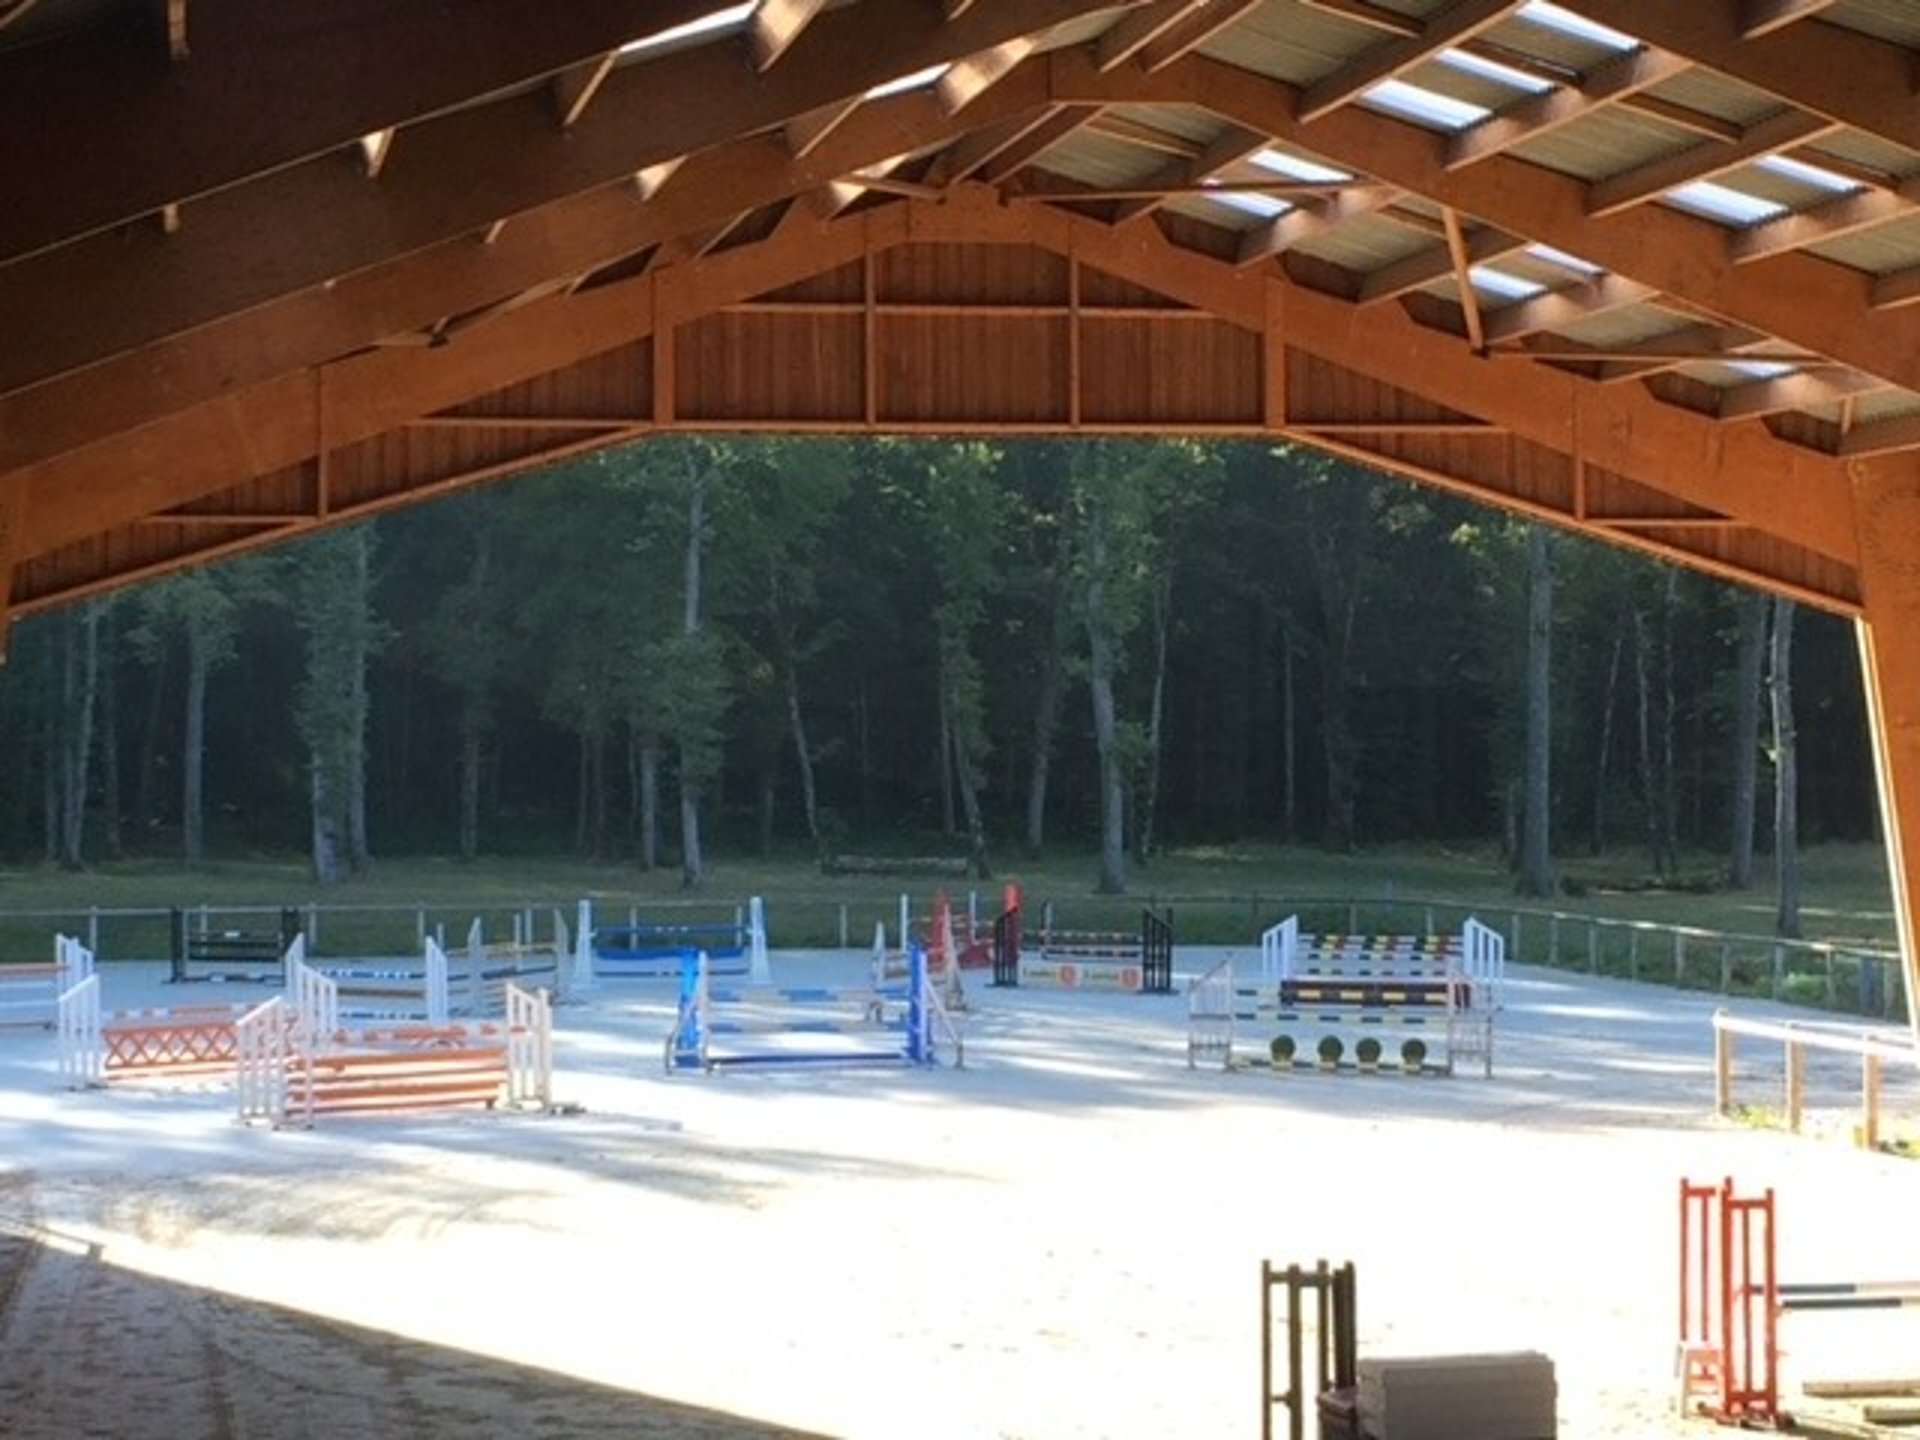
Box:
0;438;1878;918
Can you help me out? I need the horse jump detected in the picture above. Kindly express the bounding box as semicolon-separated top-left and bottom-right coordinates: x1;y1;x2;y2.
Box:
1;936;94;1030
990;900;1175;995
1187;918;1504;1077
586;896;770;982
669;944;962;1073
1678;1175;1920;1426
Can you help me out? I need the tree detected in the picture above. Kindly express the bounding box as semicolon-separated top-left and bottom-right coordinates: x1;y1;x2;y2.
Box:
1516;525;1555;897
1770;596;1801;937
289;526;385;885
1726;590;1769;889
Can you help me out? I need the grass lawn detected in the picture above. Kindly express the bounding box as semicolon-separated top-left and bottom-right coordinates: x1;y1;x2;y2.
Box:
0;839;1896;963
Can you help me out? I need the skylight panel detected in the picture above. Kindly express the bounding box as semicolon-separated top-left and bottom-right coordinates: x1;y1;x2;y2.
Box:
1361;79;1491;133
866;62;950;100
1470;266;1548;301
1726;360;1798;380
1756;154;1862;194
620;2;753;59
1208;189;1293;220
1524;243;1604;277
1662;180;1790;226
1437;48;1555;96
1250;150;1352;184
1517;2;1636;53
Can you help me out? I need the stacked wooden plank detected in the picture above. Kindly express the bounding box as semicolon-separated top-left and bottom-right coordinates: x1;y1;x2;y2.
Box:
1356;1352;1556;1440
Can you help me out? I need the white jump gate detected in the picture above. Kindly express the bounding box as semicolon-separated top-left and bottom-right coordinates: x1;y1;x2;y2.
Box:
6;935;95;1030
1190;916;1504;1077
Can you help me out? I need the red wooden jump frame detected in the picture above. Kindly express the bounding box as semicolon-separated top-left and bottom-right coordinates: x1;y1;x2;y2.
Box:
1678;1176;1781;1426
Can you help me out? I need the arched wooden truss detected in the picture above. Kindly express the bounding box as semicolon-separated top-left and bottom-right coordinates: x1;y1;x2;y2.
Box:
7;0;1920;1012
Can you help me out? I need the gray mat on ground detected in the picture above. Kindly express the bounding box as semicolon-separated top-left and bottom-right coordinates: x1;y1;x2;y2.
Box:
1357;1351;1556;1440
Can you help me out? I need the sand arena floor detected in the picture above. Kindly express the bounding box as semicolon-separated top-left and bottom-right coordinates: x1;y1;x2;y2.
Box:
2;948;1918;1439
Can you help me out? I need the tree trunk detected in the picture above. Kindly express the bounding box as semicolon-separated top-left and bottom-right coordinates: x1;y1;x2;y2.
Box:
1517;526;1554;897
780;639;821;852
457;696;482;861
310;763;344;886
60;605;100;870
1590;629;1623;857
182;613;210;863
948;673;992;879
1085;491;1126;895
135;643;169;836
1770;597;1801;938
680;470;707;890
937;670;956;837
1137;571;1171;865
98;611;122;860
574;730;591;853
1727;589;1768;889
1631;606;1662;877
639;741;660;872
757;766;775;856
1657;570;1679;877
346;540;373;873
1280;613;1297;843
1023;574;1070;858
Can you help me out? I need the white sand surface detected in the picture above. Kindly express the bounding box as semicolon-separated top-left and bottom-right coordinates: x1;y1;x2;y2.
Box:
2;949;1918;1438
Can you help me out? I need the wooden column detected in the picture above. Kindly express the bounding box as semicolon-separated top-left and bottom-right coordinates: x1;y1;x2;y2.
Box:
1850;456;1920;1036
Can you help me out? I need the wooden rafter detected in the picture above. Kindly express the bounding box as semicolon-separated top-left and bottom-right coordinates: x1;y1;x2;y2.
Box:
1585;108;1840;218
1441;207;1484;352
926;107;1066;185
1356;226;1524;305
1136;0;1263;73
0;69;1056;475
551;53;617;130
1446;46;1687;172
786;98;864;158
358;129;395;181
940;39;1035;113
1297;0;1524;123
975;103;1103;184
1;2;1114;400
1049;52;1920;396
1740;0;1841;41
1731;186;1920;264
0;0;735;266
1716;368;1881;420
1235;184;1402;268
1113;122;1270;224
158;0;187;59
1095;0;1212;72
751;0;830;72
1481;274;1655;344
1554;1;1920;155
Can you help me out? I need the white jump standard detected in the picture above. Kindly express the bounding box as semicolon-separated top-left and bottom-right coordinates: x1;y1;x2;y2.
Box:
668;943;961;1073
1187;918;1504;1076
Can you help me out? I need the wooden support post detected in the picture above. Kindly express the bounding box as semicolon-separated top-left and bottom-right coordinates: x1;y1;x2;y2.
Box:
1715;1025;1733;1117
1849;456;1920;1040
1863;1052;1883;1149
1786;1040;1803;1133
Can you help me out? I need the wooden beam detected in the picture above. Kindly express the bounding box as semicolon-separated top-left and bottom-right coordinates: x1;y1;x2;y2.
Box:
1716;369;1882;420
1095;0;1212;72
1114;122;1270;224
0;70;1053;475
1847;454;1920;1029
1298;0;1524;123
1235;185;1401;268
1442;207;1484;352
551;52;618;130
976;103;1103;184
0;0;736;266
1;2;1113;398
1732;187;1919;264
1051;53;1920;399
358;129;395;181
158;0;188;59
786;98;864;158
1297;0;1420;36
1554;1;1920;155
1741;0;1840;39
751;0;830;72
1447;46;1687;171
1481;273;1655;344
1137;0;1263;73
1356;226;1524;305
926;107;1067;185
1841;414;1920;460
1586;108;1840;218
940;39;1035;113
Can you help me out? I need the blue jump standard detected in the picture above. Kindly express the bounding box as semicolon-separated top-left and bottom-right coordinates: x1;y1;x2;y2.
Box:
668;945;934;1072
